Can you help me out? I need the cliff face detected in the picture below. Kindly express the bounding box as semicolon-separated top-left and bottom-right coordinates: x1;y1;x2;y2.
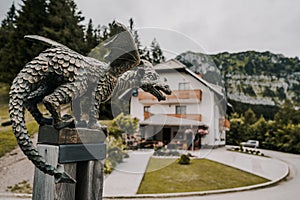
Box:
176;51;300;107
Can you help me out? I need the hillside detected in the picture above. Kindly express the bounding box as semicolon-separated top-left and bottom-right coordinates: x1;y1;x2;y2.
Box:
176;51;300;112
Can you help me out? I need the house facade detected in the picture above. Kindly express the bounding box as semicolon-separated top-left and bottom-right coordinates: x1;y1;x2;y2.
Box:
130;59;230;149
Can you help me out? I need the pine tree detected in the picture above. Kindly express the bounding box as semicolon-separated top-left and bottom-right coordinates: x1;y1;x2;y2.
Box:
0;0;48;84
85;19;98;52
0;3;18;83
244;108;257;125
1;3;17;28
150;38;165;64
140;47;152;63
275;100;300;125
128;18;142;52
16;0;47;36
0;3;17;49
44;0;86;54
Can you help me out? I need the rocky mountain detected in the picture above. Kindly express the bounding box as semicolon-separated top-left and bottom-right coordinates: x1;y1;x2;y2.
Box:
176;51;300;108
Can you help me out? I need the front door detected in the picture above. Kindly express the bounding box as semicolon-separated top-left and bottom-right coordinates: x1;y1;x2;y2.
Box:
163;128;172;144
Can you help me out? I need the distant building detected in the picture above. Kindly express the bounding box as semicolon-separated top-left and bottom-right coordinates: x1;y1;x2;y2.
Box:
130;59;230;149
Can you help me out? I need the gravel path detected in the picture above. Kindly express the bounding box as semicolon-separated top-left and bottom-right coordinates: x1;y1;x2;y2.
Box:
0;134;36;194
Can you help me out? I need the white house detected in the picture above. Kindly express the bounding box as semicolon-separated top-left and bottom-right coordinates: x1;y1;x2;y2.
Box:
130;59;230;149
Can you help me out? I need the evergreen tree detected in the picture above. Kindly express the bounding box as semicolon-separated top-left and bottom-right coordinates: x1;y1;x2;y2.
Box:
0;0;48;84
1;3;17;28
44;0;86;54
140;47;152;63
100;25;109;41
0;3;17;83
0;2;17;53
128;18;142;53
244;108;257;125
226;113;246;145
16;0;47;36
274;99;300;125
250;115;269;142
150;38;165;64
85;19;98;52
128;18;167;63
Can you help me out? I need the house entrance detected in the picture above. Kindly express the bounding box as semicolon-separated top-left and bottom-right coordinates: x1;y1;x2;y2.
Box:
162;128;172;144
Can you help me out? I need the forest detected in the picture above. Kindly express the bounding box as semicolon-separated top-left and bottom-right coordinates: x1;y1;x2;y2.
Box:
0;0;165;85
227;100;300;154
1;0;300;154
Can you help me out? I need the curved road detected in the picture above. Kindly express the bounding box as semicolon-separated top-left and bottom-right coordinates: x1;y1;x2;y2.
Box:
129;150;300;200
0;149;299;200
108;149;300;200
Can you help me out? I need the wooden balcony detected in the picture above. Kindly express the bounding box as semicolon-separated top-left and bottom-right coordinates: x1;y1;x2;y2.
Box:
224;119;230;129
143;112;202;121
138;90;202;102
167;114;202;121
144;112;151;120
219;118;230;130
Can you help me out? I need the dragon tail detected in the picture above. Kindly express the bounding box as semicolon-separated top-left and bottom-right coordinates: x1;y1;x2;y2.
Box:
9;77;76;183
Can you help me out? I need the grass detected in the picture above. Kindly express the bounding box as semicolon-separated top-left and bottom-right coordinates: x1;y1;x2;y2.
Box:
137;158;269;194
0;120;38;157
6;180;32;194
0;82;45;157
0;83;9;121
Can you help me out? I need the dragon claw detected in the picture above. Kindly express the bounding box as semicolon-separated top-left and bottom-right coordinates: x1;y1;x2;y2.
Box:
54;171;76;184
54;114;75;129
38;117;53;126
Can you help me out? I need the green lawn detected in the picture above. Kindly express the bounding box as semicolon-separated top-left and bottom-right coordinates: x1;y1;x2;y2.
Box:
137;158;269;194
0;83;40;157
0;120;38;157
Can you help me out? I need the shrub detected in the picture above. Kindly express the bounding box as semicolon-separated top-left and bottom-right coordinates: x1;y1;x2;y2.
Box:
104;159;113;174
104;135;128;174
178;154;190;165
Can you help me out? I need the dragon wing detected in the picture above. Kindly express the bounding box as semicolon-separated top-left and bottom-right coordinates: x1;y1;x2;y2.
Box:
101;22;140;71
24;35;69;49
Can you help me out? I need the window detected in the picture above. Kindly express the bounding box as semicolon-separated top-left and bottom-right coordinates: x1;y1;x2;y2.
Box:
144;106;150;112
176;105;186;114
179;82;189;90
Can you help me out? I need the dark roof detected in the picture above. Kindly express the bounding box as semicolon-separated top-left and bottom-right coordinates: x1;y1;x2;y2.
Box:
154;59;224;97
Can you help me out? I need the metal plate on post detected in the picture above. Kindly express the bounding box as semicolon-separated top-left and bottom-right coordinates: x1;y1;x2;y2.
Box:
59;143;106;163
38;125;106;144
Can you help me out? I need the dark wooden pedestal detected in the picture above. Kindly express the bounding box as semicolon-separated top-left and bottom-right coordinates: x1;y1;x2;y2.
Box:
32;125;106;200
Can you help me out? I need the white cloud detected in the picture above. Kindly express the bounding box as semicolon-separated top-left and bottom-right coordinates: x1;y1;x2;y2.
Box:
1;0;300;57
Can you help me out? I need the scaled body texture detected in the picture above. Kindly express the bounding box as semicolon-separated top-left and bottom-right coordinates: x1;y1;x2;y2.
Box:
9;22;140;183
9;22;172;183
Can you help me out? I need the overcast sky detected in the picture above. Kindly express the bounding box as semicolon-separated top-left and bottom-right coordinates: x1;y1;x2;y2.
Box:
1;0;299;58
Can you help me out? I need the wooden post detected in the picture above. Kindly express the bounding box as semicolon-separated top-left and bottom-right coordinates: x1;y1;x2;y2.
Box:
75;161;104;200
32;125;106;200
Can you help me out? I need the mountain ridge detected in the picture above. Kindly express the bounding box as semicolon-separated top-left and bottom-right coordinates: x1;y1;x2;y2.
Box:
176;50;300;108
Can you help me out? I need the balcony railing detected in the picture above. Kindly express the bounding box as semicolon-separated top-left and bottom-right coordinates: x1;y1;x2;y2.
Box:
219;118;230;130
167;114;202;121
138;89;202;102
144;112;151;120
144;113;202;121
224;119;230;129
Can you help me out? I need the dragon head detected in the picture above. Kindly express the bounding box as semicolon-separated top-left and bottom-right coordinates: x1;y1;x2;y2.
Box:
137;59;172;101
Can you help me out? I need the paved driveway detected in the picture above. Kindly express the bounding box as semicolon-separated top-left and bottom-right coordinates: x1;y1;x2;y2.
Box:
109;149;299;200
1;148;299;200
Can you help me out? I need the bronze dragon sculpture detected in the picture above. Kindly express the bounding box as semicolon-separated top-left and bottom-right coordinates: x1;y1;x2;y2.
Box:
9;22;171;183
